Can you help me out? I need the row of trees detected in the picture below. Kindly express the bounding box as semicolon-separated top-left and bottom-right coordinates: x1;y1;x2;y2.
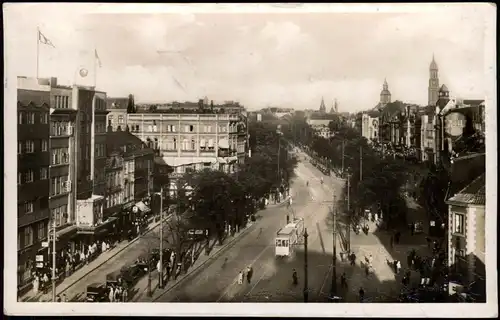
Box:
152;119;298;260
281;114;419;228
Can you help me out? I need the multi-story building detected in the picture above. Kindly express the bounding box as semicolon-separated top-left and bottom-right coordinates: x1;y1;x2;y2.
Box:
105;130;155;235
419;106;439;163
17;78;51;290
74;88;108;243
106;96;129;132
359;112;380;143
446;172;485;299
125;101;247;193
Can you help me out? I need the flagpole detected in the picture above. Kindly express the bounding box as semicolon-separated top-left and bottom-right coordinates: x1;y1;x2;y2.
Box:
36;27;40;78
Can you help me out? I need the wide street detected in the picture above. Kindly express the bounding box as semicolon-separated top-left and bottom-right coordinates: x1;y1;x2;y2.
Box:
154;153;346;302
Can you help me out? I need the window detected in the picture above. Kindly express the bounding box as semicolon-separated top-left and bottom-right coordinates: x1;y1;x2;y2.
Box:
24;170;34;183
27;112;35;124
118;115;124;124
135;125;140;132
40;112;48;124
453;213;465;234
148;125;153;132
18;112;24;124
51;148;69;165
18;141;22;154
40;167;48;180
24;226;34;247
173;138;177;150
24;201;34;214
50;175;68;196
41;140;48;152
191;139;196;150
25;140;35;153
37;221;46;240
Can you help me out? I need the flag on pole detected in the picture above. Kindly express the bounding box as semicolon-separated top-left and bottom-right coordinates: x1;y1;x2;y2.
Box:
95;49;102;68
38;29;55;48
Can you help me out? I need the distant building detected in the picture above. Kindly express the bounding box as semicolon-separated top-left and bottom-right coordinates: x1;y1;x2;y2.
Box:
124;101;248;194
360;112;380;142
428;55;440;106
106;97;129;132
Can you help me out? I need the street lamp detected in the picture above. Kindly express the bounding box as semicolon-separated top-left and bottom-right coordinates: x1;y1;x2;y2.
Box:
330;194;337;299
154;187;165;289
303;228;309;302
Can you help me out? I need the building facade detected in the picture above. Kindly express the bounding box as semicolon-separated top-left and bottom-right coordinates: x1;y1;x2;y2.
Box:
17;79;51;288
360;112;380;142
446;173;485;295
106;97;129;132
124;103;247;193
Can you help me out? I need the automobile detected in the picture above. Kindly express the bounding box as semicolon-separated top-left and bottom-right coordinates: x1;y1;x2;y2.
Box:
86;283;108;302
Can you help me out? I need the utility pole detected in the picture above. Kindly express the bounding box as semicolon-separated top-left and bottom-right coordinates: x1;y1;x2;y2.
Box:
346;174;351;253
51;218;56;302
303;228;309;302
277;132;281;183
159;186;164;288
359;145;363;182
330;193;337;299
341;140;345;175
147;160;151;198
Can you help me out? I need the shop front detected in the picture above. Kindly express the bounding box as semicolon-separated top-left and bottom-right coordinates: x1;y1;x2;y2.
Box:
132;201;151;234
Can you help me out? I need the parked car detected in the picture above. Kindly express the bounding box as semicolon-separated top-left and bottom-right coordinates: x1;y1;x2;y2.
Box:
86;283;108;302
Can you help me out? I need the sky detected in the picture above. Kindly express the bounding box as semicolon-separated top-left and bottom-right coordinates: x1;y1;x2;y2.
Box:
4;3;494;112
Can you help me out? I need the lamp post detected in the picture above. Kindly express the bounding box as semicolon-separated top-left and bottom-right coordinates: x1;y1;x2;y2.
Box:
159;186;164;288
147;247;152;297
303;228;309;302
330;194;337;299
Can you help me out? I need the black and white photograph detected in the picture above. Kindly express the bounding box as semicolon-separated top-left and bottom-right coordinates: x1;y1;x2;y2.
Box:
3;3;497;317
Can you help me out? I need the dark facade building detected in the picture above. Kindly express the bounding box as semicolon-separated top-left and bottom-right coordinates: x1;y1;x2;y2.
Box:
17;81;51;289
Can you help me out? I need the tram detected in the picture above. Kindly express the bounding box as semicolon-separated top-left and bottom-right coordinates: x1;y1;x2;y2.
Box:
275;218;304;257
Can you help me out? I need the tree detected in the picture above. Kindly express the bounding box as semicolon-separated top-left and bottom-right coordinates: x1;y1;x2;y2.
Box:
188;170;242;245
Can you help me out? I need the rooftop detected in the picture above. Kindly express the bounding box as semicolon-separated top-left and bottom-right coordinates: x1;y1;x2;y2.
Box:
106;130;154;157
447;173;485;206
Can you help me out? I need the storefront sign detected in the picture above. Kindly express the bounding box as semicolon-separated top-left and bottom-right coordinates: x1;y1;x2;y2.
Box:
132;206;139;213
35;255;44;262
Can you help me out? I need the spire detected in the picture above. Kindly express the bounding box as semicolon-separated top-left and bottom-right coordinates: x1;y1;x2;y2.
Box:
319;96;326;113
334;98;338;113
383;78;388;90
430;54;438;70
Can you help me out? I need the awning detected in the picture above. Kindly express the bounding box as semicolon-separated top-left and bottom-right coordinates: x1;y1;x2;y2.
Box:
218;138;229;149
55;225;78;239
159;156;217;167
133;201;151;214
77;217;118;235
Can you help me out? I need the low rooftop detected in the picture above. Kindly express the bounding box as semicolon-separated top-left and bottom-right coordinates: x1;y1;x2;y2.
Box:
447;173;485;206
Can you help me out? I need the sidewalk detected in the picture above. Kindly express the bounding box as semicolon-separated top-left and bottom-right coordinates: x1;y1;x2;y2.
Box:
132;221;258;302
133;195;290;302
20;217;164;302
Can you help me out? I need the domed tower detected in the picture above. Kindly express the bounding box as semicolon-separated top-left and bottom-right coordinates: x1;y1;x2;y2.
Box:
428;54;440;106
380;78;392;104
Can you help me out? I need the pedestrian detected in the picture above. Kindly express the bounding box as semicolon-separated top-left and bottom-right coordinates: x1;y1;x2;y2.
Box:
238;271;243;285
350;252;356;266
365;264;370;276
62;294;67;302
122;285;128;302
56;295;62;302
396;260;402;274
426;237;431;248
246;266;253;284
292;269;298;285
32;275;39;296
359;287;365;302
340;272;348;289
102;240;107;253
393;260;398;274
108;286;115;303
395;232;401;244
65;261;70;278
114;286;121;302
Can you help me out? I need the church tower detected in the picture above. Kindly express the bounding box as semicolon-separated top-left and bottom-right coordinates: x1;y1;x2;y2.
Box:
428;54;440;106
380;78;392;104
334;99;339;113
319;97;326;113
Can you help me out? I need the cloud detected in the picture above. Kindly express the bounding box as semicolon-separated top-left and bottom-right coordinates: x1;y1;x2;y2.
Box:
4;4;491;111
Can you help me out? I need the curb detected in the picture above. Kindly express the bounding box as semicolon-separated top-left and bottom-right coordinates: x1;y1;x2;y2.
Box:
31;218;166;301
150;221;258;302
147;196;290;302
